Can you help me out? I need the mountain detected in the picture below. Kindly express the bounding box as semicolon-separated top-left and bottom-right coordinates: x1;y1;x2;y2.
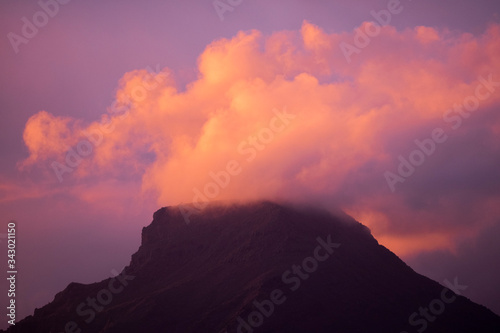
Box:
4;201;500;332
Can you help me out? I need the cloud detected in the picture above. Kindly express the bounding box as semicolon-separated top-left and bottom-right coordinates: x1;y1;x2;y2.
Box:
19;21;500;256
20;110;79;168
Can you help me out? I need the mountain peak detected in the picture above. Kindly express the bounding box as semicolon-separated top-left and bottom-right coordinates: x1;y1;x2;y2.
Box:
5;201;500;333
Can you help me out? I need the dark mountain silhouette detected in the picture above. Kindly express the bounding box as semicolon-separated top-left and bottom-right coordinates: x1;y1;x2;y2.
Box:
4;201;500;332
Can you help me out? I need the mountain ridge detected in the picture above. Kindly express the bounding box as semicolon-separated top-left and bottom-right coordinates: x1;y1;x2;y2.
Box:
4;201;500;332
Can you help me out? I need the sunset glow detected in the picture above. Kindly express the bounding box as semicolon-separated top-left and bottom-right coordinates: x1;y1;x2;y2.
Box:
1;0;499;329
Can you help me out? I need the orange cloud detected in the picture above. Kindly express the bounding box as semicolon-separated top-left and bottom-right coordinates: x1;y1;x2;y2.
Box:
19;21;500;257
20;110;79;168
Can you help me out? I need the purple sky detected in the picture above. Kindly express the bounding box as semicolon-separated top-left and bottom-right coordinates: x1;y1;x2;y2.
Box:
1;0;500;329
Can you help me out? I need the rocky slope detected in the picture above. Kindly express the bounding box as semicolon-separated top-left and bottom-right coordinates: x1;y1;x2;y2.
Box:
4;201;500;332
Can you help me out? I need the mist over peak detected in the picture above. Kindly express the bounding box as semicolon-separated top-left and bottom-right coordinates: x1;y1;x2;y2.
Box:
5;202;499;332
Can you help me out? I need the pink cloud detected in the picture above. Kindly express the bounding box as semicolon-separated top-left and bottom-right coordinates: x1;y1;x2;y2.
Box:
18;21;500;256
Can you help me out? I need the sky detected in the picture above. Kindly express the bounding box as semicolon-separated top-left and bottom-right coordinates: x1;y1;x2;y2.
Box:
1;0;500;329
